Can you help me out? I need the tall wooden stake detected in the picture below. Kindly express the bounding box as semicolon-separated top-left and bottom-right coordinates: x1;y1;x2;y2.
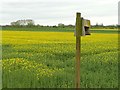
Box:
75;12;82;89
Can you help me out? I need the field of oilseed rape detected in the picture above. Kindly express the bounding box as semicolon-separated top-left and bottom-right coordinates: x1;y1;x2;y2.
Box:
1;30;118;88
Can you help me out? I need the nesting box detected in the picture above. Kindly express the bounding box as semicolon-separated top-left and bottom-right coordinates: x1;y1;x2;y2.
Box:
74;18;91;36
82;19;91;36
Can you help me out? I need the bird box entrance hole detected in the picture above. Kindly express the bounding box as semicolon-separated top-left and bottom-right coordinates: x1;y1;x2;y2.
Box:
84;26;91;35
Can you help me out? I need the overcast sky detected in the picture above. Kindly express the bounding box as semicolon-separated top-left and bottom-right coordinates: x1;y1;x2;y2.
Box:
0;0;119;26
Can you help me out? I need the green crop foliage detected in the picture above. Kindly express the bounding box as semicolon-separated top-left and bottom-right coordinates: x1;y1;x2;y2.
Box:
1;31;118;88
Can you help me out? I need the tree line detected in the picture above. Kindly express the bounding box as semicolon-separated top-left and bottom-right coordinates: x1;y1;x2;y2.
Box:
0;19;118;29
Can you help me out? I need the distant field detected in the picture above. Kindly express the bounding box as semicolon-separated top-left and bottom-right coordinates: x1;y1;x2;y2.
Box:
1;26;119;34
2;26;74;32
1;30;118;88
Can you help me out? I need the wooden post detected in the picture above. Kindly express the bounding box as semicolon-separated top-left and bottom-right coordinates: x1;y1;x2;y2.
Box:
75;12;82;89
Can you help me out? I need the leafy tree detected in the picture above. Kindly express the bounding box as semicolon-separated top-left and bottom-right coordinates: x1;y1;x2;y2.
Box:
11;19;35;26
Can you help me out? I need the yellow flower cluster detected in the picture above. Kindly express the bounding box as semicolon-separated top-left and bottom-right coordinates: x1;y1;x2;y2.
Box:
2;58;62;79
